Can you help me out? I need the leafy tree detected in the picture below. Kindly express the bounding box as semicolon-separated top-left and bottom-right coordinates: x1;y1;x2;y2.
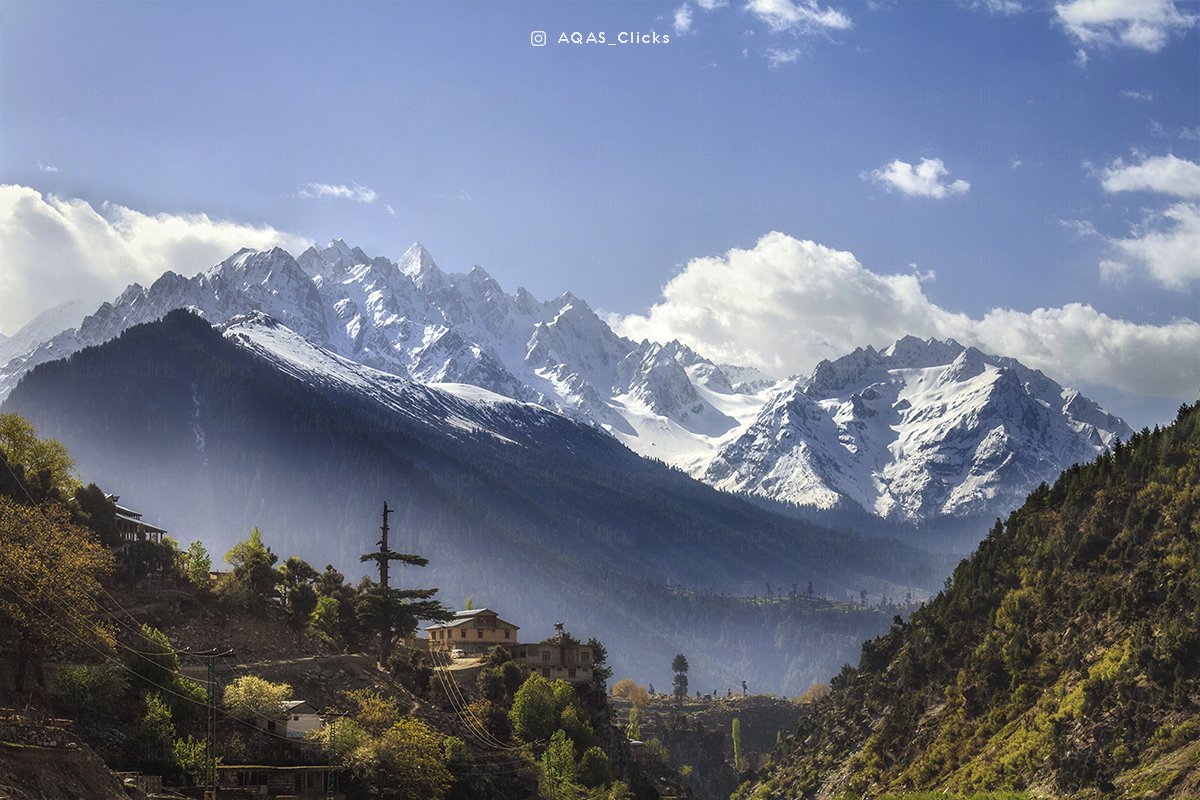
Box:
626;706;641;740
278;555;319;621
345;718;453;800
509;673;559;744
539;729;577;796
578;745;613;788
308;716;368;762
174;735;220;786
223;675;290;720
611;678;649;707
57;664;127;727
73;483;121;547
225;526;279;599
0;496;113;691
181;541;212;590
311;594;340;637
343;688;400;736
672;653;689;702
0;413;78;494
126;692;177;774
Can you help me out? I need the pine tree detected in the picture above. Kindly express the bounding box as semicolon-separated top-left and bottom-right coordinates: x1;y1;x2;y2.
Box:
672;653;689;703
357;502;451;661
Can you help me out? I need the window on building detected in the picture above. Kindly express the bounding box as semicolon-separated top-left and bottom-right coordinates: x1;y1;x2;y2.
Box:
542;650;551;662
542;668;550;678
461;630;467;638
582;652;590;662
568;668;576;679
504;630;511;639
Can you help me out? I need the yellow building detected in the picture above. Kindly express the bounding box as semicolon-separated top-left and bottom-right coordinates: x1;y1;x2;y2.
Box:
424;609;520;654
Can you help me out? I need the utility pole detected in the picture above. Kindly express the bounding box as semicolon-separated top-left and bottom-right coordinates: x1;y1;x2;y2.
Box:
183;648;235;800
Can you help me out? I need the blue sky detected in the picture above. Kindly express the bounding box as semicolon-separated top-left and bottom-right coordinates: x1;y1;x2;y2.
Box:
1;0;1198;425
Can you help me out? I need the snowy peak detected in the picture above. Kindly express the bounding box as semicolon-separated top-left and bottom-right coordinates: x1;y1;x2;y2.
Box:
708;336;1132;522
399;242;446;291
0;242;1133;531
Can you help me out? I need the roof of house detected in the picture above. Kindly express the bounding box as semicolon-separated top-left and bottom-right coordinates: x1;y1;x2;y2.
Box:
424;608;520;631
116;512;167;534
282;700;317;713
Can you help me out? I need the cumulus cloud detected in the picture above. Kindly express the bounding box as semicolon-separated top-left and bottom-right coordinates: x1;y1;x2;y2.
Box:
0;185;310;335
865;157;971;198
296;182;379;203
37;160;59;173
615;231;1199;401
1099;153;1200;197
1085;155;1200;287
674;3;694;33
1055;0;1197;52
1110;202;1200;288
746;0;852;32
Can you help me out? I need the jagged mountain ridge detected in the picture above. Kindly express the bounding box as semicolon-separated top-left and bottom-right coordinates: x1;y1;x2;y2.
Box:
0;240;1130;523
1;310;945;694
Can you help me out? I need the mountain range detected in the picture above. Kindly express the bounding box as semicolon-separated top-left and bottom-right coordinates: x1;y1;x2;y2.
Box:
2;309;942;694
0;240;1131;529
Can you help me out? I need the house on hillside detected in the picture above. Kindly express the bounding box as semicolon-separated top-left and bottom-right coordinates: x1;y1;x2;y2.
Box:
283;700;323;739
108;495;167;546
509;623;594;684
424;608;520;655
252;700;322;739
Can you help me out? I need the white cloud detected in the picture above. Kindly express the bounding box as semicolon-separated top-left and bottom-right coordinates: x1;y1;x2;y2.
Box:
1110;202;1200;288
615;231;1200;401
970;0;1025;14
1099;153;1200;197
1088;155;1200;288
1119;88;1154;101
386;204;397;217
1098;258;1130;282
296;182;379;203
37;160;59;173
1010;157;1024;169
746;0;852;32
696;0;729;8
674;3;695;33
0;185;310;334
766;46;804;66
865;157;971;199
1056;0;1197;52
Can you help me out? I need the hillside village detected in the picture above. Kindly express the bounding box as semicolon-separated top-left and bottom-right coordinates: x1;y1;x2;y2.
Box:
0;412;807;800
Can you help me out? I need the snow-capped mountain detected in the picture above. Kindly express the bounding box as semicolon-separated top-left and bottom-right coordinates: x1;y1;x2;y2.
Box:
0;240;1131;523
704;337;1132;520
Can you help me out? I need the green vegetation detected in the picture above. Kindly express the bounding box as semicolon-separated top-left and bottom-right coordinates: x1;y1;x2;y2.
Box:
740;402;1200;798
672;653;689;702
222;675;290;720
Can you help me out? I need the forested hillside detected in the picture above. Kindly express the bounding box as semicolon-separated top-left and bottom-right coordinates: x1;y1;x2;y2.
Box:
739;402;1200;798
3;310;943;693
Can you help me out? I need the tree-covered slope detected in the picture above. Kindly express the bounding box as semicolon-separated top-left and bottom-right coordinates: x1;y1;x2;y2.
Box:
2;310;943;694
741;402;1200;798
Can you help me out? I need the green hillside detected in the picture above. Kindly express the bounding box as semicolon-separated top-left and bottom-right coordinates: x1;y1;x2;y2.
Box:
739;402;1200;799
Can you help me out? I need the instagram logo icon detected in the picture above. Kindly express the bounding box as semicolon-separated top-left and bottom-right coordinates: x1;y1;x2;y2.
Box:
530;30;547;47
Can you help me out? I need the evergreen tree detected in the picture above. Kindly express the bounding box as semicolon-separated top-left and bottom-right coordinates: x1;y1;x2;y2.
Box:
672;653;689;703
